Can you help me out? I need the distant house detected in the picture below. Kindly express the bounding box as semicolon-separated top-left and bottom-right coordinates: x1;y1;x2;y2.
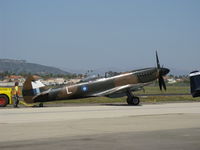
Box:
44;78;56;86
5;75;25;83
0;75;25;87
54;78;66;85
167;78;177;84
43;78;66;85
67;79;81;85
32;75;42;80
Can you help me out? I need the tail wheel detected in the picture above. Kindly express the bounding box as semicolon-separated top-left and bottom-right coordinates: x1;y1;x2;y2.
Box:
0;95;9;107
39;103;44;107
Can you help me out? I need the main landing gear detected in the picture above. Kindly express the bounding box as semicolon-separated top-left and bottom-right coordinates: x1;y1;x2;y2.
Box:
126;90;140;106
39;103;44;107
33;102;44;107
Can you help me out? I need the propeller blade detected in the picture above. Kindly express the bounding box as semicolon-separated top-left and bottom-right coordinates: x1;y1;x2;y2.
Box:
158;75;167;91
156;51;160;69
156;51;169;91
163;80;166;90
158;77;162;91
160;76;167;91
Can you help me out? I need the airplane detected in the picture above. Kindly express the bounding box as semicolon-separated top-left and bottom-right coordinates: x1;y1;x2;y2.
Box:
22;52;170;106
189;71;200;97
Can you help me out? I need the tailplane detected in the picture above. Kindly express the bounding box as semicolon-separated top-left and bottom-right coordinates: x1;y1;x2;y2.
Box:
22;76;47;103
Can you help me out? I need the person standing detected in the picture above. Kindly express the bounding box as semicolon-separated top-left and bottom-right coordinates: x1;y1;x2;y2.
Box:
13;82;20;108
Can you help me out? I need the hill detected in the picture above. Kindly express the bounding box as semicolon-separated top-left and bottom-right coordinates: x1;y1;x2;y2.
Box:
0;59;70;75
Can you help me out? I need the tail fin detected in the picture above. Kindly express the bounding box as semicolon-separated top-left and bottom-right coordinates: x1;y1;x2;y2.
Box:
22;75;47;103
189;71;200;97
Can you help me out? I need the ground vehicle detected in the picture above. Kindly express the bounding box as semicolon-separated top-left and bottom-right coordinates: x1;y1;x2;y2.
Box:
0;87;13;107
0;87;34;107
190;71;200;97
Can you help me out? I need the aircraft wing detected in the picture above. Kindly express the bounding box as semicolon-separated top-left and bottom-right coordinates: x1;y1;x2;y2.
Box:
91;82;152;98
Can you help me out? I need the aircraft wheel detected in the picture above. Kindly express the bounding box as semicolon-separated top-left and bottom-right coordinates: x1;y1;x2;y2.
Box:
0;95;9;107
39;103;44;107
127;96;140;105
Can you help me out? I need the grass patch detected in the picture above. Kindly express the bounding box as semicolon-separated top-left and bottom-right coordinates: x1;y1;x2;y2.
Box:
135;85;190;94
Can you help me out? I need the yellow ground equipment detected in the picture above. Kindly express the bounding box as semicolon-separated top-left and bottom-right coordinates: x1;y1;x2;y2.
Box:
0;87;34;107
0;87;12;107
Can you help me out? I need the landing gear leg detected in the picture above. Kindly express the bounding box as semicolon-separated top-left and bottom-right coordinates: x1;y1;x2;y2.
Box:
126;90;140;105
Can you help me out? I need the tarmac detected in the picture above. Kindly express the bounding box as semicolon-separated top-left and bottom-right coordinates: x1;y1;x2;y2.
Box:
0;102;200;150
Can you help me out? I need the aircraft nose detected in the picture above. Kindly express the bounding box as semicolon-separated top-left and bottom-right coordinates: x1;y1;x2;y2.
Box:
161;68;170;76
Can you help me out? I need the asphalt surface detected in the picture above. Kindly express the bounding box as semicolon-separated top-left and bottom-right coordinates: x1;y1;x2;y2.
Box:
0;102;200;150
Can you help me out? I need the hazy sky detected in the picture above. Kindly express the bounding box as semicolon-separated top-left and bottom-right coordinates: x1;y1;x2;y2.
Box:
0;0;200;73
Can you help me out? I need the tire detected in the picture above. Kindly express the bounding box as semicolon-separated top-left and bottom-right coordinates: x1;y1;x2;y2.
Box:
132;97;140;105
0;95;9;107
39;103;44;107
126;96;140;106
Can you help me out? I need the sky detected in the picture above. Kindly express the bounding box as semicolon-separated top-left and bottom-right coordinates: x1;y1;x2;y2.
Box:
0;0;200;74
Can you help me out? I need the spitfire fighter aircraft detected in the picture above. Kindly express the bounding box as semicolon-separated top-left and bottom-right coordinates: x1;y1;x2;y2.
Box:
22;52;170;106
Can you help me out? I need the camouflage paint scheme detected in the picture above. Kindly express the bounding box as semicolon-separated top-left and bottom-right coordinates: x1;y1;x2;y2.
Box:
22;67;169;105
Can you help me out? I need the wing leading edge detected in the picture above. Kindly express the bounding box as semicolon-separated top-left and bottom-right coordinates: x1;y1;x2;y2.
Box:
91;82;152;98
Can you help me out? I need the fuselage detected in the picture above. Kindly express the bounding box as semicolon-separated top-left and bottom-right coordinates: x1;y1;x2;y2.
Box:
34;67;163;102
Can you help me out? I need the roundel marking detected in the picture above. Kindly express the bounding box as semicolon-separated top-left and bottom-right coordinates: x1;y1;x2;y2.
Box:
81;85;88;92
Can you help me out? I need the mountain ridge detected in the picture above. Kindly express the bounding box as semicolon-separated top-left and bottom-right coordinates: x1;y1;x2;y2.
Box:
0;59;70;75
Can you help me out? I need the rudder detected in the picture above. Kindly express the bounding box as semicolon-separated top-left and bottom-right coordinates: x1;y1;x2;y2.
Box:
22;75;47;103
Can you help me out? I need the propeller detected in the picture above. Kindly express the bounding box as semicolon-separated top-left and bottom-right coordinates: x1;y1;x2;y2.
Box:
156;51;169;91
